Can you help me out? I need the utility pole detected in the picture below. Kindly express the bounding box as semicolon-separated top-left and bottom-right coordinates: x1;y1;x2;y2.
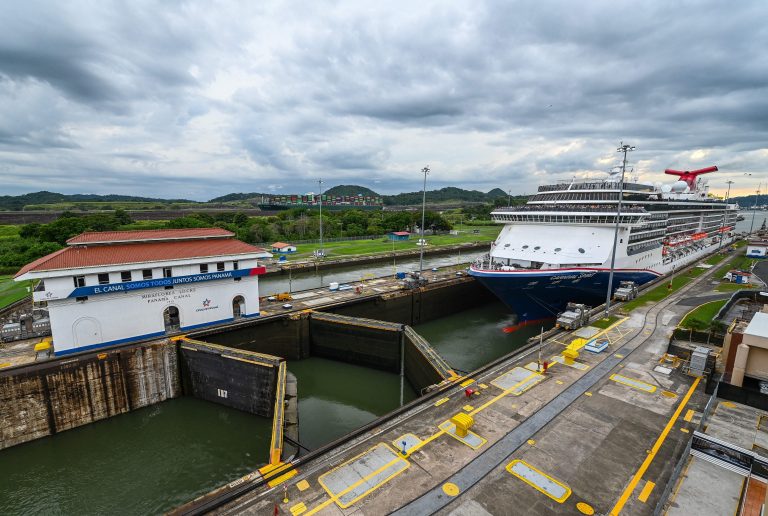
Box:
604;142;635;317
508;189;512;207
750;182;762;235
719;180;734;250
318;179;324;258
419;166;429;276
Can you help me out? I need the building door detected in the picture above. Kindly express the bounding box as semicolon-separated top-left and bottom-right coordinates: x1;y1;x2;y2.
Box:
73;317;102;347
163;306;180;333
233;296;245;319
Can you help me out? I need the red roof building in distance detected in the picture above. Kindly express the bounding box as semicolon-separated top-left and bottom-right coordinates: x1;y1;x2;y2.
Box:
15;228;272;356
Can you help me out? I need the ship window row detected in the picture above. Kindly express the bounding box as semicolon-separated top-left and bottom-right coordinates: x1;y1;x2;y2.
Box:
536;182;652;193
529;192;621;202
71;260;241;289
492;213;644;224
629;231;665;242
627;241;662;255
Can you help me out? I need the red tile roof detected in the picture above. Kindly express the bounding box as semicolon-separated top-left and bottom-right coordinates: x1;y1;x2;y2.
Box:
391;231;410;236
16;239;268;277
271;242;294;248
66;228;234;245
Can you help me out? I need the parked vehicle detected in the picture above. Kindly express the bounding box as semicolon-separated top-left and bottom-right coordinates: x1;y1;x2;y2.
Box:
613;281;638;301
555;303;590;330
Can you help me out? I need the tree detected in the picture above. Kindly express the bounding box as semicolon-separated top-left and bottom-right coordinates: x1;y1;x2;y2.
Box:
113;208;133;225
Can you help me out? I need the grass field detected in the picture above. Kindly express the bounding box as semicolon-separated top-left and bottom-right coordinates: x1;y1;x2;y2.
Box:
679;299;728;330
0;275;32;309
282;225;501;260
715;283;757;292
622;273;697;312
0;225;20;240
591;315;619;329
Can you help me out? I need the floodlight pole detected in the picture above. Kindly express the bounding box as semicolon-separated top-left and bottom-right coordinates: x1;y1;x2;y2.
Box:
419;166;429;276
719;180;734;250
749;183;762;235
604;142;634;317
318;179;324;258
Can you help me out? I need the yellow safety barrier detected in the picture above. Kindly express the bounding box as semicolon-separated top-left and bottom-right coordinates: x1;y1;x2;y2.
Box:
450;413;474;438
562;348;579;364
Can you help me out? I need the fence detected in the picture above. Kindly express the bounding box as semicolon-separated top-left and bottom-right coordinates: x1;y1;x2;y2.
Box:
672;328;726;346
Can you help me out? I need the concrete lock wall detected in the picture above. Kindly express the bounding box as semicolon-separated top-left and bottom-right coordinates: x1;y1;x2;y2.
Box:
309;313;402;372
0;339;180;451
324;277;497;326
192;312;311;360
402;326;454;393
178;339;282;418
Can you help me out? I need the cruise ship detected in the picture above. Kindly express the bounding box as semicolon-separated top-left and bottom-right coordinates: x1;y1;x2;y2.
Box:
469;164;738;325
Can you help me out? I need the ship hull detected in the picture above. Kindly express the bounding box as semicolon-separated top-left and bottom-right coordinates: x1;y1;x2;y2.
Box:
470;268;660;322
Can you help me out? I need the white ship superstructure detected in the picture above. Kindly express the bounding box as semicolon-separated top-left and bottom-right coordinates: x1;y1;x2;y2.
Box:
469;165;738;323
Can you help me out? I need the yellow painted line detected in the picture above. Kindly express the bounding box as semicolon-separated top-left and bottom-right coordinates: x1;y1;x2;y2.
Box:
721;401;736;408
460;378;476;387
434;397;450;407
610;376;700;515
527;439;536;446
615;354;624;358
296;479;310;491
610;373;657;393
684;409;695;422
463;405;474;412
405;429;446;458
290;502;307;515
661;390;677;398
576;501;595;514
585;392;593;397
638;480;655;502
479;383;489;389
680;428;689;433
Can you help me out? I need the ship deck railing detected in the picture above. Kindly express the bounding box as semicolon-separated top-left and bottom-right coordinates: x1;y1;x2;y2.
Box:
493;204;647;214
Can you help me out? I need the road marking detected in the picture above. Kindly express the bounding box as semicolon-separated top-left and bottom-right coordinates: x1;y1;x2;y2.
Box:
438;420;487;450
442;483;460;496
661;390;677;398
638;480;655;502
610;373;657;393
680;428;689;433
527;439;536;446
684;409;695;422
585;392;593;396
296;479;310;491
576;501;595;515
460;378;476;387
290;502;307;515
507;460;572;503
463;405;474;411
434;397;450;407
610;376;701;515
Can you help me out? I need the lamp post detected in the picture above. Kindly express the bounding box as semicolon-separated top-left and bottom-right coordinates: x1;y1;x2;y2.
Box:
508;189;512;207
719;180;734;250
749;182;762;235
419;166;429;276
318;179;324;258
604;142;635;317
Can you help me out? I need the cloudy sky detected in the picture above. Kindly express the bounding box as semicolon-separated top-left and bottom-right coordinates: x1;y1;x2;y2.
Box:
1;1;766;200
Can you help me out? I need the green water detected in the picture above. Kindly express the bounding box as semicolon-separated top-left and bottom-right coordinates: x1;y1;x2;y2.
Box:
289;357;417;450
0;397;272;515
415;301;549;373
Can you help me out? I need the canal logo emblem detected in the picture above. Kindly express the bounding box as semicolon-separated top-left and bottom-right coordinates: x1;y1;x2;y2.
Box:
203;298;211;307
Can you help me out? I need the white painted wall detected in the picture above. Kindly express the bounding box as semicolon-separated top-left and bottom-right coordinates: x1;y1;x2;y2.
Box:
747;244;767;257
48;275;260;355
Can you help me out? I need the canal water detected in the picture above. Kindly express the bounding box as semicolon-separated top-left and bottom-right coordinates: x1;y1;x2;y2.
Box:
259;250;484;294
0;397;273;515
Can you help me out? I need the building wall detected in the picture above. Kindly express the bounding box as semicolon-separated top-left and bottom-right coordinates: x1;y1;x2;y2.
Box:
746;346;768;380
747;245;767;257
48;276;261;355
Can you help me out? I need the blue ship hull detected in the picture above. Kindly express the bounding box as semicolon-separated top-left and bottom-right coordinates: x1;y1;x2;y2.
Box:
469;268;660;323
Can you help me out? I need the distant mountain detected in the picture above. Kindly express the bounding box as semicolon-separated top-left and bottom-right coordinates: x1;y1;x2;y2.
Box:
731;194;768;208
0;191;194;211
383;187;514;206
208;192;270;203
324;185;379;197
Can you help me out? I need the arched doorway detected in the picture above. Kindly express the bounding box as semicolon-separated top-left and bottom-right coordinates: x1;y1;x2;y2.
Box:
163;306;180;333
233;296;245;319
73;317;102;347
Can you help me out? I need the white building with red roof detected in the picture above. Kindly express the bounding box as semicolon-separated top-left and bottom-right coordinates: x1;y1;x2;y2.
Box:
15;228;272;356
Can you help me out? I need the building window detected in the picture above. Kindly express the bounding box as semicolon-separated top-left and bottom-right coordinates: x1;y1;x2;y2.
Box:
121;271;132;282
163;267;172;278
233;261;239;270
73;275;86;288
217;262;225;272
98;273;110;285
142;269;153;280
200;264;208;273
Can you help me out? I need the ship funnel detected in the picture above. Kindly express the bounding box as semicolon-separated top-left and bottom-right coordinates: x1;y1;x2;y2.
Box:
664;166;718;189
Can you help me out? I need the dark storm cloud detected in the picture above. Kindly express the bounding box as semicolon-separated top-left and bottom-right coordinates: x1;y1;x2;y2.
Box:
0;0;766;199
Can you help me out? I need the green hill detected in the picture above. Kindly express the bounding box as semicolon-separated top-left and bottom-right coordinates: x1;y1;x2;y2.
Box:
383;187;513;206
0;191;193;211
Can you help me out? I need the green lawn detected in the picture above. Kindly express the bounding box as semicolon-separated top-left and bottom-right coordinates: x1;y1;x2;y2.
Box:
703;253;728;266
591;315;619;329
0;225;20;240
622;273;696;312
715;283;757;292
0;275;32;309
282;225;501;260
679;299;728;330
714;255;755;279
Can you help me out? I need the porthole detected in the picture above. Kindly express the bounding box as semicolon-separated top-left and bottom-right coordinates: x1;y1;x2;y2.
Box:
522;245;529;249
578;248;585;253
554;248;561;252
534;246;541;250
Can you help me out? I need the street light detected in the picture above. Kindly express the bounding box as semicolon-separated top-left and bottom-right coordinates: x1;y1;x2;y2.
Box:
419;166;429;276
318;179;324;258
718;180;734;250
604;142;635;317
750;182;762;235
